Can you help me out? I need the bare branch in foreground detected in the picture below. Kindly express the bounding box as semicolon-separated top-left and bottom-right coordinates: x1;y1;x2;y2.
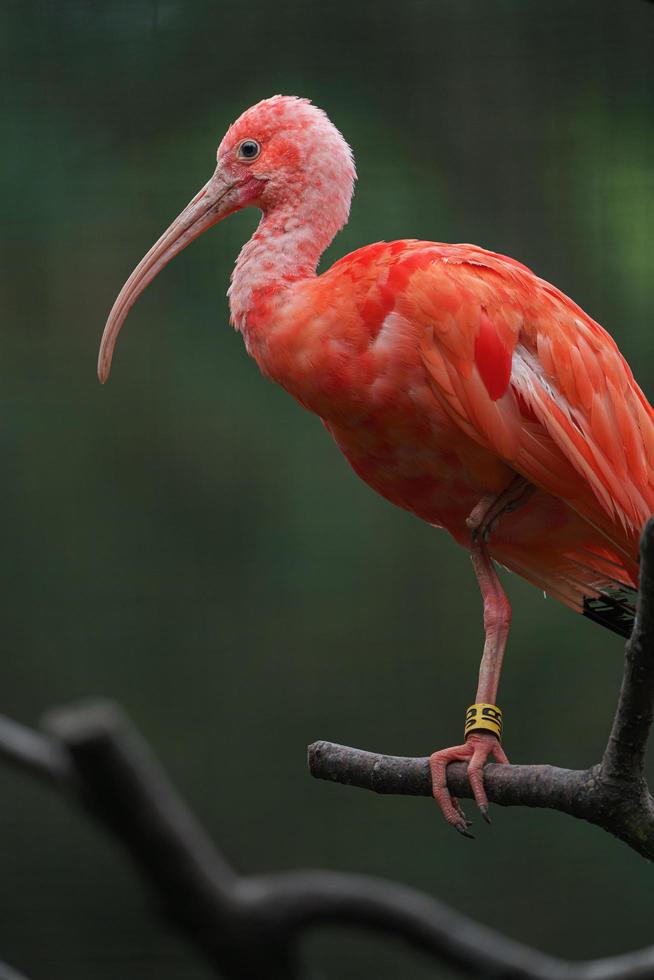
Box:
309;518;654;860
1;523;654;977
0;691;654;979
0;964;31;980
0;712;73;788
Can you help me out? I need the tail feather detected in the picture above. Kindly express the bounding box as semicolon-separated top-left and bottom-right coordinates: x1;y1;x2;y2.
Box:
564;554;636;637
582;588;636;638
495;543;637;639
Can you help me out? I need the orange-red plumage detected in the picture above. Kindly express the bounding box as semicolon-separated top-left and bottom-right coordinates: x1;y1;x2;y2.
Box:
237;237;650;615
99;95;654;831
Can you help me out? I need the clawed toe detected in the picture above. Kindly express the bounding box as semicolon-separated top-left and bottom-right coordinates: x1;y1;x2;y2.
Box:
454;821;475;840
429;732;508;834
452;797;471;826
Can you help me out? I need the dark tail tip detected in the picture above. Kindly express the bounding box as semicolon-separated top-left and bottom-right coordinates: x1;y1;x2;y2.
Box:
583;589;636;639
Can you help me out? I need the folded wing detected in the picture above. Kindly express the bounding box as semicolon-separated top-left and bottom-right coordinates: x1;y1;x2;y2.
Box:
408;247;654;561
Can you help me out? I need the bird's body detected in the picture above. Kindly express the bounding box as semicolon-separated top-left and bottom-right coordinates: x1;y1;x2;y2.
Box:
233;234;647;625
99;95;654;832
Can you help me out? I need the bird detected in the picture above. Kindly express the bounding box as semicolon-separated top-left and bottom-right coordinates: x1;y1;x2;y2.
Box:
98;95;654;836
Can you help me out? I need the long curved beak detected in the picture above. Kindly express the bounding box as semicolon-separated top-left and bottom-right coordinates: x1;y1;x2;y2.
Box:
98;168;237;384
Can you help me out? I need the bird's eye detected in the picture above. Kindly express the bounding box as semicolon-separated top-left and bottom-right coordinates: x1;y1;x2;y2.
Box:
237;139;261;161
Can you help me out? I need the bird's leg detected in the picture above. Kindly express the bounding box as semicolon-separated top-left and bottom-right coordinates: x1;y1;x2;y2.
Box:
467;476;535;544
430;477;533;836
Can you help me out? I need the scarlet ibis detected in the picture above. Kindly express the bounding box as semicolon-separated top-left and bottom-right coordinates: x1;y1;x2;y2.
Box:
99;96;653;835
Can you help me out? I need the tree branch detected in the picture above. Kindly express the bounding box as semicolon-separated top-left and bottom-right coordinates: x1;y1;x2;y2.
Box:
1;529;654;976
0;712;73;788
2;695;654;978
0;964;31;980
309;519;654;860
602;520;654;782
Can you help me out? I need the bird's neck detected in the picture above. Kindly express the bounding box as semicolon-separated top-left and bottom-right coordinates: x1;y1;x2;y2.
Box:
228;195;347;336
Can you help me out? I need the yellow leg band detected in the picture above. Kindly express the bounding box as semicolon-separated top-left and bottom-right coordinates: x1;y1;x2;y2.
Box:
465;703;503;740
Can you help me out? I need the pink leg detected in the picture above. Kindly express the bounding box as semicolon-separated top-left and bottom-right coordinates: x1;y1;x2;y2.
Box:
430;478;532;836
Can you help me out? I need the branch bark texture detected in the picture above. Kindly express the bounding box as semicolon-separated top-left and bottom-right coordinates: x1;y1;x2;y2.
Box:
2;698;654;980
2;523;654;978
310;519;654;860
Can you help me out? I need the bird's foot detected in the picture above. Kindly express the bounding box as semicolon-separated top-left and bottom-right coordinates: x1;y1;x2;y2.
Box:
429;732;509;837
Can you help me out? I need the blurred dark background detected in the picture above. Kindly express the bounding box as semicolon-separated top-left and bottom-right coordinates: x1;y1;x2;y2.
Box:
1;1;653;977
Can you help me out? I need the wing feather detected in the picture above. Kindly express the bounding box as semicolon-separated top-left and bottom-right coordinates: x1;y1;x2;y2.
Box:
409;253;654;553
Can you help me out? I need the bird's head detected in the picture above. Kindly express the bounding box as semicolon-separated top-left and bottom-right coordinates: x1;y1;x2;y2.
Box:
98;95;355;383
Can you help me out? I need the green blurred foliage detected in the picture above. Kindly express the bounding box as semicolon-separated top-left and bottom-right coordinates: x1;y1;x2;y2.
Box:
0;1;653;977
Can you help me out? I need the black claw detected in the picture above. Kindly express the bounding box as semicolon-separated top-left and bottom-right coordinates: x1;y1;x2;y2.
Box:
453;802;468;823
479;805;492;825
454;822;475;839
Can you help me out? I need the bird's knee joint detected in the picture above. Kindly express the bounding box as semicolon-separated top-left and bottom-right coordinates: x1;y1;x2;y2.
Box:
483;595;511;631
483;609;511;633
466;518;480;543
498;606;512;630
